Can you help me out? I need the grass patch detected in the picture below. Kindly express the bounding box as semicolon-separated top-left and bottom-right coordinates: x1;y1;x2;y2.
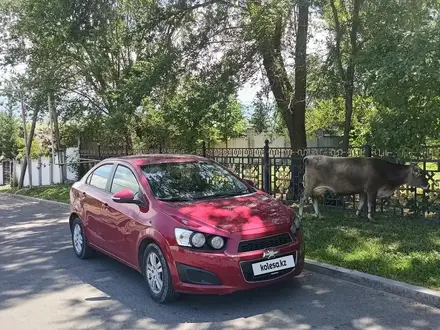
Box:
301;206;440;291
0;184;71;203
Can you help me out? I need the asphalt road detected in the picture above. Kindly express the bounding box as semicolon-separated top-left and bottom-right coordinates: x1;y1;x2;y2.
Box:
1;194;439;330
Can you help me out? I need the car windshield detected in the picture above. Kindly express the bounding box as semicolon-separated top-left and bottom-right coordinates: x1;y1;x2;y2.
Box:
140;161;253;201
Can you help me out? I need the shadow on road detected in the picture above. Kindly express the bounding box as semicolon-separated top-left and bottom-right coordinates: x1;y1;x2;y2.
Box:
1;194;439;330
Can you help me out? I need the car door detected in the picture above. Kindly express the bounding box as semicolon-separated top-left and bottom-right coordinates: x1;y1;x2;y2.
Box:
105;164;143;264
82;163;115;251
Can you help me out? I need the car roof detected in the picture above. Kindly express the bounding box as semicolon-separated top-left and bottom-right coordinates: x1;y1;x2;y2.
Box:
104;154;209;166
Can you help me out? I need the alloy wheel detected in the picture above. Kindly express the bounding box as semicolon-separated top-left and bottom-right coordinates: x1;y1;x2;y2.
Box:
73;223;83;254
146;252;164;294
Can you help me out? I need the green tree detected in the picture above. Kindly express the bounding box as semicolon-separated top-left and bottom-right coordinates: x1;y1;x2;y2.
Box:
2;0;182;150
149;0;310;150
214;96;248;147
306;95;377;146
359;0;440;152
0;104;19;159
132;96;173;150
249;91;272;134
131;75;247;151
322;0;364;153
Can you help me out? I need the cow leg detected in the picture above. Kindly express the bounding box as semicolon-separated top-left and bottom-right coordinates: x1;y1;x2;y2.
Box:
356;193;366;217
366;191;377;221
298;187;312;218
312;197;321;217
298;195;307;218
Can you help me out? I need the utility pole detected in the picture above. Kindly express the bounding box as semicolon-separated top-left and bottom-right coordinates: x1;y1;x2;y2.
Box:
20;93;32;188
48;93;55;184
48;92;64;183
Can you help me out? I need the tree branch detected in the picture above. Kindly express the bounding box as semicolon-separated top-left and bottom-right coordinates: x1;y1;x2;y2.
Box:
350;0;362;58
65;88;109;115
175;0;237;12
329;0;346;82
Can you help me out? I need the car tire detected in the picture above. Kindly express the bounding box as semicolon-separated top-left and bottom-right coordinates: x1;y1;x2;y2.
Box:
71;217;94;259
142;243;178;304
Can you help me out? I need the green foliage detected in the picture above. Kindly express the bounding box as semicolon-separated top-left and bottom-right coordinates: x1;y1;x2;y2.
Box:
2;0;184;149
132;97;172;149
306;95;378;146
214;96;248;145
16;136;45;160
131;75;248;151
0;108;19;159
359;1;440;151
0;183;71;203
312;0;440;152
2;0;440;155
249;91;272;134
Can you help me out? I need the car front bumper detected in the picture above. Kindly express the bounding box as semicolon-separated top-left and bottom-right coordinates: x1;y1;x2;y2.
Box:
167;233;305;295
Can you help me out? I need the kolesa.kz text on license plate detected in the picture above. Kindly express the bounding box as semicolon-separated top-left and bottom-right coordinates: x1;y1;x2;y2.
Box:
252;255;295;276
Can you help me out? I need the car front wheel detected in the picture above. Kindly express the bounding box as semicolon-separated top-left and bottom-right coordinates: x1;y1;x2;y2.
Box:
71;217;94;259
142;243;178;303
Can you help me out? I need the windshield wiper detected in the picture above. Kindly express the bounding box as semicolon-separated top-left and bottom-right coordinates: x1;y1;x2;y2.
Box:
157;197;193;202
195;190;251;200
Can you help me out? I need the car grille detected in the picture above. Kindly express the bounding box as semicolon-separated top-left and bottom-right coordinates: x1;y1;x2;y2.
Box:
240;252;296;282
237;233;293;253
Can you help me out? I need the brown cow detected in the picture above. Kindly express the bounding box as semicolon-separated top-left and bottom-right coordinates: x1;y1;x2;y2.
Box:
298;155;430;221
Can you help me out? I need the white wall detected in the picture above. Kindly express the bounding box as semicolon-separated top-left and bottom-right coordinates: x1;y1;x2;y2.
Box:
65;147;80;181
213;131;341;149
0;147;80;187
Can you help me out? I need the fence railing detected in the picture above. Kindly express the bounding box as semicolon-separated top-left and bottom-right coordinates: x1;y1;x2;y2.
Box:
79;141;440;220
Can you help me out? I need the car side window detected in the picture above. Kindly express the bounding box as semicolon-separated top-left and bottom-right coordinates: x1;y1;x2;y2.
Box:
88;164;113;190
110;165;140;194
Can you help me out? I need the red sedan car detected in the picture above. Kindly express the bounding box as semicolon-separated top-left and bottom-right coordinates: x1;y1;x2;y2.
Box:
69;154;305;303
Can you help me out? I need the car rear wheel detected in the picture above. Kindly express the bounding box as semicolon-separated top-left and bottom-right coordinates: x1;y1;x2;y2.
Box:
71;217;94;259
142;243;178;303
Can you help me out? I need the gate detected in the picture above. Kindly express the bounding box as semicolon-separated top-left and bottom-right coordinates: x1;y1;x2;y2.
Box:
2;160;12;185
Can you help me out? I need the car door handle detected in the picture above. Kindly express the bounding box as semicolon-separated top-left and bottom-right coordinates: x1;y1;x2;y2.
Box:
102;202;109;209
82;192;87;197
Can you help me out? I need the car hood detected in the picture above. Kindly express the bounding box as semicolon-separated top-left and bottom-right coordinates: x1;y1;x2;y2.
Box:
160;192;292;233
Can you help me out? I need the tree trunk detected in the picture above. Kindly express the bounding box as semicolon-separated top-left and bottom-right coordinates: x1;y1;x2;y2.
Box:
260;0;309;201
342;81;353;153
125;133;132;154
291;0;309;151
51;93;64;183
18;107;39;188
260;0;309;152
262;53;307;152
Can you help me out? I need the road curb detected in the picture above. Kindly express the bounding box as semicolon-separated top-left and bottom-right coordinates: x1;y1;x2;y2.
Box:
304;259;440;308
0;193;69;208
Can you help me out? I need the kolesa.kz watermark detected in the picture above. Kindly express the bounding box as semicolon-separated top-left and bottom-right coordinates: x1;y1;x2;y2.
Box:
260;259;287;271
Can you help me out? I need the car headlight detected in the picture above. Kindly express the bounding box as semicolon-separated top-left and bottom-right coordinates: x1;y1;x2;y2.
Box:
190;232;206;248
174;228;225;250
209;235;225;249
175;228;193;247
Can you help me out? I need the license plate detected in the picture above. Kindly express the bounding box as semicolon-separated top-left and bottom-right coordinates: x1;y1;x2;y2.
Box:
252;255;295;276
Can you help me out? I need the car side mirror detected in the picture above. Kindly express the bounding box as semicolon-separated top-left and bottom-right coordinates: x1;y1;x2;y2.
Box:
112;189;146;206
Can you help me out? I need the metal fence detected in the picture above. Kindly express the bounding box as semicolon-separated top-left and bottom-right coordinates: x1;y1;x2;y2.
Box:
79;142;440;220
